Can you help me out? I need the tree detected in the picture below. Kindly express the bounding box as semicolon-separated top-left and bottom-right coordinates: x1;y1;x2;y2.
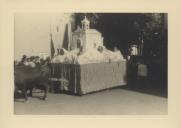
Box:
132;13;166;57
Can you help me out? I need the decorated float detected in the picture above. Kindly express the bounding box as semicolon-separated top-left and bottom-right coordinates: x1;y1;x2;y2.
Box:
50;16;127;95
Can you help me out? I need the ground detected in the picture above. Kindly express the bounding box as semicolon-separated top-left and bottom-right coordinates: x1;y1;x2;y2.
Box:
14;82;167;115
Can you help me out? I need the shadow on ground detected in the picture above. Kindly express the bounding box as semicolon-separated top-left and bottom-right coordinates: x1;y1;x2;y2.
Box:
117;80;167;98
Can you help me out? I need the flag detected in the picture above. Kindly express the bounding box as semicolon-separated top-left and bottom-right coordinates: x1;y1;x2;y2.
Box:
67;21;72;51
50;34;55;58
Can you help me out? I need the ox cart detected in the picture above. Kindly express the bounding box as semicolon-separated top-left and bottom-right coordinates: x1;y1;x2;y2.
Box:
49;61;127;95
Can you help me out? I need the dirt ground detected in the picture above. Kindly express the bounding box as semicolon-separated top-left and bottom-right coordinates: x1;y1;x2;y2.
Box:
14;84;167;115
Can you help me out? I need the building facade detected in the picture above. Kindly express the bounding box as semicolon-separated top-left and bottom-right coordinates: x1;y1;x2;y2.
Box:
70;16;104;53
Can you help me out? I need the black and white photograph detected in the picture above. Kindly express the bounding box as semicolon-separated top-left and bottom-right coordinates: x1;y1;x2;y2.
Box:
14;13;168;115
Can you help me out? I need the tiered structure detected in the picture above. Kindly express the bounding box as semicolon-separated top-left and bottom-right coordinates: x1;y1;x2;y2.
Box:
70;16;104;53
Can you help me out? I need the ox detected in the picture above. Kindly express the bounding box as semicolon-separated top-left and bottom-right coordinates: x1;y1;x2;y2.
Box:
14;65;50;102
